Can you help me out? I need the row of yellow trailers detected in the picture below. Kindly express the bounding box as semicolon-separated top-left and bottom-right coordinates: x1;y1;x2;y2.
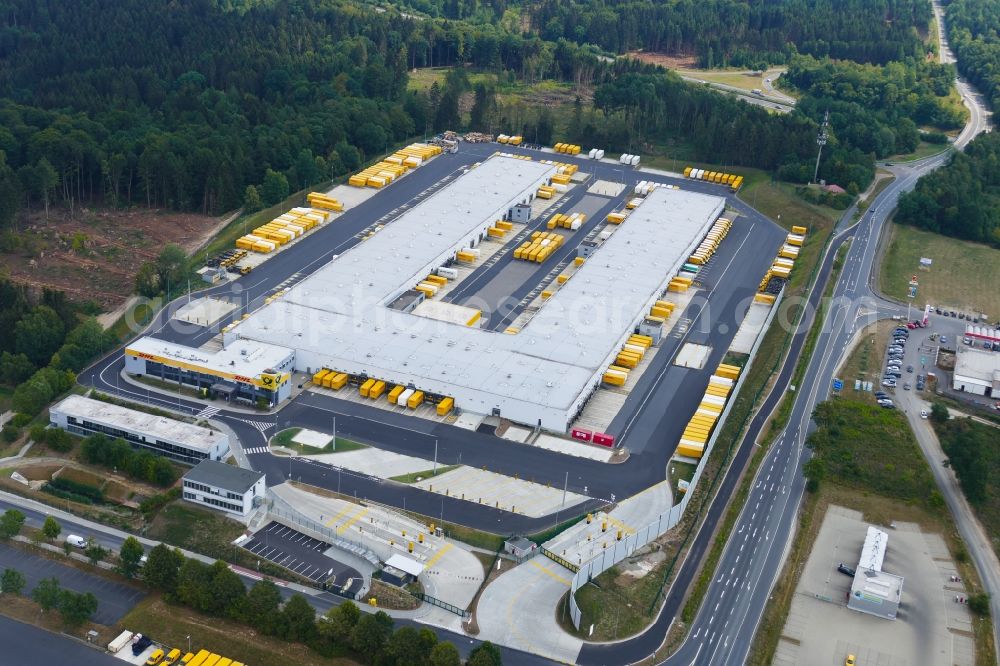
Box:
413;272;451;298
553;142;582;155
676;362;743;459
514;230;565;262
606;211;628;225
306;191;344;212
687;217;732;267
236;206;329;254
602;334;654;386
179;649;246;666
348;143;442;188
497;134;523;145
311;369;455;415
547;212;585;230
683;166;744;191
759;224;807;289
537;184;556;199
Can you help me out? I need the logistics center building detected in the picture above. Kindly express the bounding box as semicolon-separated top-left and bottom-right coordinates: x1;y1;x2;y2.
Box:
124;156;726;430
230;156;726;430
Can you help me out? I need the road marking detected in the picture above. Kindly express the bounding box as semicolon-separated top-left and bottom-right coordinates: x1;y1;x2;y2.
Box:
425;543;455;571
529;559;571;586
336;507;369;535
195;405;220;419
322;505;355;528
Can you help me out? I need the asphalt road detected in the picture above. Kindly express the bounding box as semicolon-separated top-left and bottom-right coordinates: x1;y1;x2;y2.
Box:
678;75;795;113
78;141;784;533
0;614;122;665
0;491;552;665
0;541;146;624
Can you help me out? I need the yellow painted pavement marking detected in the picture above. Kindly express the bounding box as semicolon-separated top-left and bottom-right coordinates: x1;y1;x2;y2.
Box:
529;559;571;586
337;507;369;535
424;542;454;570
324;503;356;528
607;515;637;536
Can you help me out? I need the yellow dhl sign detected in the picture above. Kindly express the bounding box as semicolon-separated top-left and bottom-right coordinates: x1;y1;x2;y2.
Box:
126;349;290;390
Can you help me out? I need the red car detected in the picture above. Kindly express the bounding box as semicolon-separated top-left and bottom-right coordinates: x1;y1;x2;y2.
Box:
906;322;917;329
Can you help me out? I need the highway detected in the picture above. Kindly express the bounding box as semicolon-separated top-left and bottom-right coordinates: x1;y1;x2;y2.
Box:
582;15;993;664
678;75;795;113
78;143;785;534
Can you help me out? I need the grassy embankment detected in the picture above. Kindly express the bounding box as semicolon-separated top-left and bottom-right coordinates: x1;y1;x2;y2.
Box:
880;223;1000;317
568;173;844;643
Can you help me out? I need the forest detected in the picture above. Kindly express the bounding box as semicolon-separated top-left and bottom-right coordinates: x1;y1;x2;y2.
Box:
895;130;1000;246
389;0;933;67
945;0;1000;111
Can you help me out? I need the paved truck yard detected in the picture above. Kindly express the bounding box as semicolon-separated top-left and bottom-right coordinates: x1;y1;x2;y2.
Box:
82;139;787;535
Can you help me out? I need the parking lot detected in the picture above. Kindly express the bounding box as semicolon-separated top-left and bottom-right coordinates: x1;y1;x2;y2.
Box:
0;543;145;625
242;522;362;595
773;505;975;666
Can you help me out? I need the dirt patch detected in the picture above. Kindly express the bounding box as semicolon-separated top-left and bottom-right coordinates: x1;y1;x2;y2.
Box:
614;547;667;585
15;463;61;482
625;51;698;69
5;207;227;308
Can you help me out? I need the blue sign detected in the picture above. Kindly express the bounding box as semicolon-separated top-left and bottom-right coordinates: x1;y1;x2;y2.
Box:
832;378;844;390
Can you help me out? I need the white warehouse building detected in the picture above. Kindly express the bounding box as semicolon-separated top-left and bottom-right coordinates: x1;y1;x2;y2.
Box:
124;155;726;431
952;347;1000;397
50;394;230;465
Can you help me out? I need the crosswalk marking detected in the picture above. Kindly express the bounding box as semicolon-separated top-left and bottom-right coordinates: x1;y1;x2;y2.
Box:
195;406;220;419
243;446;270;455
235;419;275;434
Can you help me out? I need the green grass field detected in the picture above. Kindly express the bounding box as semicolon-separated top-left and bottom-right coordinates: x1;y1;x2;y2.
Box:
678;67;789;96
389;465;460;484
886;140;951;163
880;223;1000;316
147;503;245;559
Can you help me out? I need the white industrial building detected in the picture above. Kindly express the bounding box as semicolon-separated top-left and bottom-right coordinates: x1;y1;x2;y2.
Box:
953;347;1000;397
50;394;230;465
847;526;904;620
124;155;726;431
124;337;295;407
182;459;265;516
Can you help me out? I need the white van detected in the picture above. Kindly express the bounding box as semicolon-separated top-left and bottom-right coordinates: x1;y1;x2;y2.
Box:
66;534;87;548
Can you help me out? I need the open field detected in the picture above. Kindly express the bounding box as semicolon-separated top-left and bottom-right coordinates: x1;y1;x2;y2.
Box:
880;223;1000;316
3;208;225;308
120;596;355;666
146;503;245;558
886;139;951;163
835;320;895;403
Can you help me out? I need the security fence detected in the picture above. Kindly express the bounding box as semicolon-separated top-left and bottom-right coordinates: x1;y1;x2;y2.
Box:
567;288;784;630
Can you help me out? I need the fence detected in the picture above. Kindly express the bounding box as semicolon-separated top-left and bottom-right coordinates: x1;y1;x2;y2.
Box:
412;591;472;619
266;491;384;569
567;288;785;630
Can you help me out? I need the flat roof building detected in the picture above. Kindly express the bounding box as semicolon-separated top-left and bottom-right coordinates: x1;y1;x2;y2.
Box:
226;156;724;430
848;526;904;620
50;394;230;465
182;459;265;517
124;337;295;407
953;347;1000;397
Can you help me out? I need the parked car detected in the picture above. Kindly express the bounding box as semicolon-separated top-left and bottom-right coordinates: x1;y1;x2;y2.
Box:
880;400;896;409
874;391;888;399
132;635;153;657
935;308;942;315
906;322;917;329
146;649;165;666
882;379;897;387
940;336;948;345
838;563;856;576
846;654;857;666
903;383;911;390
65;534;87;548
920;409;929;419
906;365;914;373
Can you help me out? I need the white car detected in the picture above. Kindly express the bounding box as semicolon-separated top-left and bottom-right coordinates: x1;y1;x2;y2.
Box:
920;409;929;419
65;534;87;548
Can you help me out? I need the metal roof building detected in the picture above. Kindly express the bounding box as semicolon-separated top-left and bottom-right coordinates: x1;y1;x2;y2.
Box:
231;156;725;430
50;394;230;465
953;346;1000;397
848;526;904;620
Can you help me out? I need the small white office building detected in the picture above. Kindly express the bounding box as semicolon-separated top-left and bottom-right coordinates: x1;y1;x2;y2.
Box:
182;459;265;517
50;395;230;465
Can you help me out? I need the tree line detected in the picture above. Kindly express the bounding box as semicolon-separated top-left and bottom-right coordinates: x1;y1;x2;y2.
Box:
896;130;1000;246
945;0;1000;111
0;278;115;420
141;543;501;665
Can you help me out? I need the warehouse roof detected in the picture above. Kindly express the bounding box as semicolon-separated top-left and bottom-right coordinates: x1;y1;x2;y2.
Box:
126;336;294;380
236;158;724;412
954;347;1000;387
184;459;264;494
858;525;888;572
52;395;225;453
